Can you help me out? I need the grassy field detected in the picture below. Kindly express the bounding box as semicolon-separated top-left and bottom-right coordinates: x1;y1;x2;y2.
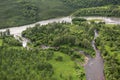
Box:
49;51;84;80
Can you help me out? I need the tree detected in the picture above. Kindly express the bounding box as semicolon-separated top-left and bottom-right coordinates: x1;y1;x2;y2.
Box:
20;1;39;21
6;29;10;35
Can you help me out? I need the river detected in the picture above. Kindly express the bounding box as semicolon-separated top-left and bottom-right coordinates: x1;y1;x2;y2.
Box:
0;17;72;35
0;16;120;80
0;16;120;35
84;30;105;80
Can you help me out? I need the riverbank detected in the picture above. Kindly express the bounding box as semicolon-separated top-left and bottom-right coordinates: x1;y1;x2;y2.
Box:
1;16;120;35
0;17;71;35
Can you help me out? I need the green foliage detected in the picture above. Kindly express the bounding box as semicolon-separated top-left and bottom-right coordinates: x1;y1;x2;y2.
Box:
62;0;120;8
1;11;120;79
0;36;84;80
73;5;120;17
72;18;87;25
0;0;120;28
96;24;120;80
22;22;95;52
0;48;55;80
0;39;3;46
20;1;39;21
53;35;77;46
0;0;73;28
55;56;63;61
3;36;22;46
49;52;83;80
23;21;120;80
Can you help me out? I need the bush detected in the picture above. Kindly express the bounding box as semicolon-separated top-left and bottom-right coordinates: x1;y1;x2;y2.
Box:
72;18;87;24
55;56;63;61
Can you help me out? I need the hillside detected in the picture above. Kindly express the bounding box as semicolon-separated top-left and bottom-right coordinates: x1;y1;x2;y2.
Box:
0;0;74;28
0;0;120;28
73;5;120;17
62;0;120;8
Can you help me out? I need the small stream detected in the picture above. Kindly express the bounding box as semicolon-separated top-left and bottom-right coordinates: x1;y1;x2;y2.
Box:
84;30;105;80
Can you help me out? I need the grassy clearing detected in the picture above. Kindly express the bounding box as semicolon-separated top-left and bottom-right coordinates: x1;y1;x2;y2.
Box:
49;51;80;80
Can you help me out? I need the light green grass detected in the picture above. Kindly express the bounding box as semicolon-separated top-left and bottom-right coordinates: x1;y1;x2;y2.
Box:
88;19;103;22
49;52;80;80
0;39;3;46
104;45;120;61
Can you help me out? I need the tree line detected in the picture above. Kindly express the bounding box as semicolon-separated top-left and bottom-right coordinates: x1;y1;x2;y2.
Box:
73;5;120;17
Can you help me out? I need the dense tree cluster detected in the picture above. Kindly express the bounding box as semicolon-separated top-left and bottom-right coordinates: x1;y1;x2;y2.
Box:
96;25;120;80
61;0;120;8
72;18;87;25
73;5;120;17
22;22;95;51
20;1;39;21
0;36;84;80
23;20;120;80
0;0;120;28
0;36;55;80
0;48;55;80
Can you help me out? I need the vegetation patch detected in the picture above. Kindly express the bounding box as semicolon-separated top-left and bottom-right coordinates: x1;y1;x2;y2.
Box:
0;39;3;46
73;5;120;17
1;0;120;28
22;20;120;80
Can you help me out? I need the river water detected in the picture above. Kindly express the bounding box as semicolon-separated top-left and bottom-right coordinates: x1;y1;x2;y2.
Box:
0;17;72;35
84;30;105;80
0;16;120;35
0;16;120;80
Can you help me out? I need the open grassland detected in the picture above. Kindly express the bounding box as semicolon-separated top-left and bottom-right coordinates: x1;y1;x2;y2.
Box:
49;52;83;80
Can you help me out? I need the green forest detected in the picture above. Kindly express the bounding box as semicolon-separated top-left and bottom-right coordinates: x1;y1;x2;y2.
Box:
0;0;120;28
0;0;120;80
0;0;72;28
23;19;120;80
0;33;85;80
0;18;120;80
73;5;120;17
